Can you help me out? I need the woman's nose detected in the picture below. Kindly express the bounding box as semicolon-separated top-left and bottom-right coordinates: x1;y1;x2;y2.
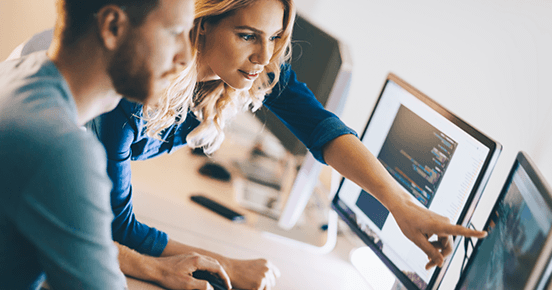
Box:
250;41;272;66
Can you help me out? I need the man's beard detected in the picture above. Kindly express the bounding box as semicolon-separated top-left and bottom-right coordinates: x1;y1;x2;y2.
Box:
107;32;153;104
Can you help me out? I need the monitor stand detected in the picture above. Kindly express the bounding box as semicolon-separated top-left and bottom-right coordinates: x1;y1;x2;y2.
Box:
349;246;401;289
234;164;339;254
259;208;338;255
244;175;338;255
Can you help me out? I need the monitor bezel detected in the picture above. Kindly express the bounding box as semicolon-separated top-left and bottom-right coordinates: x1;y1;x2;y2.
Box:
331;73;502;290
454;151;552;290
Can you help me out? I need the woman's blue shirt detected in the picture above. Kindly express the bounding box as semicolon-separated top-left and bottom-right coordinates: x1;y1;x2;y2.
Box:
91;64;356;256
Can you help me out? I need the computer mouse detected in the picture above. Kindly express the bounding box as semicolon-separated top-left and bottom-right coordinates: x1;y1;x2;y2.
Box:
192;270;229;290
198;162;231;182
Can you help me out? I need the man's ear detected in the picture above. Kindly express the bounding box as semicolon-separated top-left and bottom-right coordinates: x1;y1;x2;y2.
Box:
95;5;130;50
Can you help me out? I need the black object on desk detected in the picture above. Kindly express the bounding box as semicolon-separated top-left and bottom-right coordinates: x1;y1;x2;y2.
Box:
190;195;246;223
191;147;207;156
198;162;231;182
192;270;229;290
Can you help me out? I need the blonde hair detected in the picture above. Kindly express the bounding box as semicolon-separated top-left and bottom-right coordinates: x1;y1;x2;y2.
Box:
142;0;296;154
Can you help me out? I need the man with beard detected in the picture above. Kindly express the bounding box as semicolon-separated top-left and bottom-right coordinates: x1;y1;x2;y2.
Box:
0;0;231;289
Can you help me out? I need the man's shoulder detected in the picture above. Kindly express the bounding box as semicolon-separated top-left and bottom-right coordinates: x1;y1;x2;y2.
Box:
21;29;54;57
1;51;53;78
0;71;93;163
0;52;69;105
4;28;53;61
0;53;76;132
1;114;101;162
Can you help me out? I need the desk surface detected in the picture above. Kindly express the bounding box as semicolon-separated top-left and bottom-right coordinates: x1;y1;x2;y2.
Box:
127;145;374;290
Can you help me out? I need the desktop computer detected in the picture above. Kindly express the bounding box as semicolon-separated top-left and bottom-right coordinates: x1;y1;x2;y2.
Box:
332;73;502;290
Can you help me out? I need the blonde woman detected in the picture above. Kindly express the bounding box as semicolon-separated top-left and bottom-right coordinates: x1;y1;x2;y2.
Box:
13;0;487;289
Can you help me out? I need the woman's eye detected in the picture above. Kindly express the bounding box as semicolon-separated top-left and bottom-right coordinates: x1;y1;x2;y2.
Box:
269;35;281;42
240;34;255;41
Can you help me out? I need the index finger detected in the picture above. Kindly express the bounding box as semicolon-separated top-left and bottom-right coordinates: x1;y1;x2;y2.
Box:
436;224;487;238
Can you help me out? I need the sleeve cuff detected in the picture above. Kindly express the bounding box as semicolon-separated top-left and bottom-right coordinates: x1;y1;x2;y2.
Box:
139;230;169;257
308;117;358;165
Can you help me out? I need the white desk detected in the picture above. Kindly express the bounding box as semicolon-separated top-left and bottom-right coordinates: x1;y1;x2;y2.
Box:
126;145;373;290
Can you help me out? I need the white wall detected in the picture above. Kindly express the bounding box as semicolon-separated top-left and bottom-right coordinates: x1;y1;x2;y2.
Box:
0;0;57;60
296;0;552;213
294;0;552;288
295;0;552;197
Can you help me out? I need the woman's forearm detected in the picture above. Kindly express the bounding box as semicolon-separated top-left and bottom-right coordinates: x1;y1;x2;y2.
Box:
322;134;410;212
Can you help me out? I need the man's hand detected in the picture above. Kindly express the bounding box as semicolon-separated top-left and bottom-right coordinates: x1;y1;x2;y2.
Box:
151;240;280;289
392;199;487;269
153;252;232;290
225;258;280;290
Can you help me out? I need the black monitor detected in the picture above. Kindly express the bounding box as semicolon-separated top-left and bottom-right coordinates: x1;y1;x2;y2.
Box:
331;73;502;290
251;14;353;230
255;14;351;156
456;152;552;290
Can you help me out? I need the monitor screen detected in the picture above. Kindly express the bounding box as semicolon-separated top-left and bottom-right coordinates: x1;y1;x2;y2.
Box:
456;152;552;290
332;73;502;290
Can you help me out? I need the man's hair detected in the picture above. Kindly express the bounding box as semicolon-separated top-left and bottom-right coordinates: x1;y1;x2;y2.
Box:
57;0;160;46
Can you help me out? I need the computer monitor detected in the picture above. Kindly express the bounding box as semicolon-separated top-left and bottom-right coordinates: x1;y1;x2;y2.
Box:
331;73;502;290
456;152;552;290
253;14;353;230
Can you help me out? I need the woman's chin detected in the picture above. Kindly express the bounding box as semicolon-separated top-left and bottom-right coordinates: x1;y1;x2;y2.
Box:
104;93;122;112
225;80;254;91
